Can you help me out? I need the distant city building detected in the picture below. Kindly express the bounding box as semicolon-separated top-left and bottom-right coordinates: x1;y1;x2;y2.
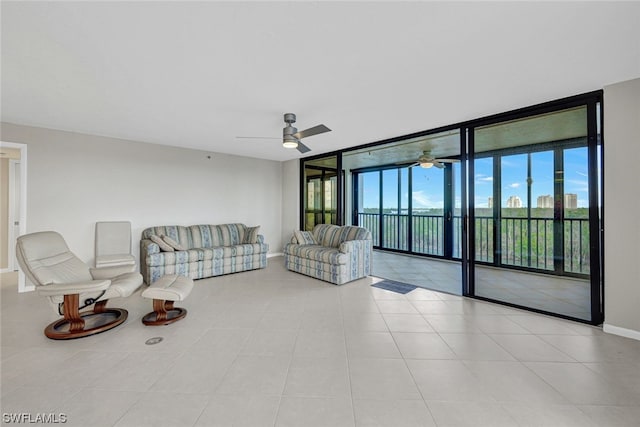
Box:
507;195;522;208
564;193;578;209
488;197;493;208
537;195;554;208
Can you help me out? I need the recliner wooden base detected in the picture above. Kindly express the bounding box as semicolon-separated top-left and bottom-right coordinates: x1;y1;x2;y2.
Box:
44;296;128;340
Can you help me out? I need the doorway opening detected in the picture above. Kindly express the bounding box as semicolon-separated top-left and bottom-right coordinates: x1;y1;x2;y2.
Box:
0;141;29;292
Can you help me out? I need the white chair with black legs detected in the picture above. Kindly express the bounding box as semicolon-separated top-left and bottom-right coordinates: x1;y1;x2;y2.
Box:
16;231;142;340
94;221;136;276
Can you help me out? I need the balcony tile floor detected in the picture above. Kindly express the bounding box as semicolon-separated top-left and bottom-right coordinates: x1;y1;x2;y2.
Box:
372;250;591;320
2;259;639;427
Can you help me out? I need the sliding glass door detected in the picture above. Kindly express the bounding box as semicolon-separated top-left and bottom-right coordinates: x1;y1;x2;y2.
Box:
468;98;603;324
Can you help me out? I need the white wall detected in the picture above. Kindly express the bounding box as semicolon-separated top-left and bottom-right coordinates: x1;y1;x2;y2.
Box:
603;78;640;340
0;158;9;269
0;123;283;267
280;159;299;251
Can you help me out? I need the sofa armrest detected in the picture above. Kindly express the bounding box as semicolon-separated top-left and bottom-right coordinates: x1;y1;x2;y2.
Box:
141;238;160;255
339;239;371;254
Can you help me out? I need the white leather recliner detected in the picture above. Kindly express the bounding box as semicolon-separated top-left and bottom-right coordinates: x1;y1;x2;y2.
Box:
16;231;142;340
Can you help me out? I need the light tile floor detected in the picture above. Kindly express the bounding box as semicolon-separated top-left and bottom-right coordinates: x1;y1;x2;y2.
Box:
1;260;640;426
372;251;592;320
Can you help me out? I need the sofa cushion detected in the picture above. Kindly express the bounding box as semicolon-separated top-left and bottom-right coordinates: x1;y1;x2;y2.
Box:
294;230;317;245
143;226;191;248
313;224;343;248
243;226;260;244
199;247;225;261
188;224;246;248
162;235;185;251
284;244;348;265
338;226;372;242
148;244;269;265
222;243;267;257
147;249;201;267
150;235;174;252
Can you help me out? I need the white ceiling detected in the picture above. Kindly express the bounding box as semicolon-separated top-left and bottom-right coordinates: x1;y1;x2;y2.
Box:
2;1;639;162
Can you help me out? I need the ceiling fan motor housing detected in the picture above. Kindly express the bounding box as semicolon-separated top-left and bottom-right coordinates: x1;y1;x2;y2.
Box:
283;124;297;135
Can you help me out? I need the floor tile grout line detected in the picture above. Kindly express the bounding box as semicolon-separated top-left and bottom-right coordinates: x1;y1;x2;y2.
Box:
338;286;359;427
380;296;440;426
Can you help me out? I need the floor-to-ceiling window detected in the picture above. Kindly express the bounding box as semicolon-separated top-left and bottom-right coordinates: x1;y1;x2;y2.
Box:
356;171;381;245
411;163;445;255
301;154;342;231
299;91;603;324
350;129;462;261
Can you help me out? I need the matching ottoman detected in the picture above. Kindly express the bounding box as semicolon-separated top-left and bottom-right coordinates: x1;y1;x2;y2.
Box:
141;274;193;326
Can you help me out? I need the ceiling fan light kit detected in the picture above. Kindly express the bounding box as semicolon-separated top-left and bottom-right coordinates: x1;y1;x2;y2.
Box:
282;139;298;149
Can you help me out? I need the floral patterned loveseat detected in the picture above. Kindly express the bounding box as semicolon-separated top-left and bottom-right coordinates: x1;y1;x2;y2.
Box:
284;224;372;285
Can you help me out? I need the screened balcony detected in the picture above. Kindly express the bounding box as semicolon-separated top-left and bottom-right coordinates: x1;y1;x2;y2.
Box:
357;212;590;276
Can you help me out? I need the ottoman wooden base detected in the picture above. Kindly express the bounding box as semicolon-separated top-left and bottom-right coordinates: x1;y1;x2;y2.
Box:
141;275;193;326
142;300;187;326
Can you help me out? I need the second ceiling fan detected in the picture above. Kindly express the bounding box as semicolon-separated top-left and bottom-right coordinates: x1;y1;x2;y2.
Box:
408;151;460;169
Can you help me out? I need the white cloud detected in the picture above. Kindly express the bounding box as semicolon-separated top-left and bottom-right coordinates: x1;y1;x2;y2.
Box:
412;191;443;209
565;178;588;193
508;182;520;189
475;174;493;183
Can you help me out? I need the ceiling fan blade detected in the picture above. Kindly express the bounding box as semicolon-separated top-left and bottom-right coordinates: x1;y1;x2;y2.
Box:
296;141;312;153
294;124;331;140
433;160;445;169
435;158;460;163
235;136;280;140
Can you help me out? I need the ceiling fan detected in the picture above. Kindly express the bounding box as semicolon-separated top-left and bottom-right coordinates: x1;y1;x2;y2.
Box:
407;151;460;169
236;113;331;153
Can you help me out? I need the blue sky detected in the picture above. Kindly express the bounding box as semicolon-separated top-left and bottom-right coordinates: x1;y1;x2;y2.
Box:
361;147;590;210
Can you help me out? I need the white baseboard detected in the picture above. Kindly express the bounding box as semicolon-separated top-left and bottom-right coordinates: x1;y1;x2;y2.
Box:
603;323;640;341
267;252;284;258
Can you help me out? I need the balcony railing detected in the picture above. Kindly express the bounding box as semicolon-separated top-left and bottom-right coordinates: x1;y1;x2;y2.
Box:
357;212;590;275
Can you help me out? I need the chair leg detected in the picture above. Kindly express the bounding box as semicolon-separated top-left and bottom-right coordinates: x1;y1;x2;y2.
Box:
154;299;170;322
43;295;128;340
63;294;85;332
94;300;108;313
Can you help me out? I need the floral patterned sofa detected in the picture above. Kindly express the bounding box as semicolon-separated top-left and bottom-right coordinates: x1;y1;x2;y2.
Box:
140;223;268;284
284;224;372;285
